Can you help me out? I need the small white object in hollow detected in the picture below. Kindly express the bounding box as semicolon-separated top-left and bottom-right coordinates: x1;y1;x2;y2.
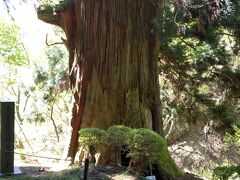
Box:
146;175;156;180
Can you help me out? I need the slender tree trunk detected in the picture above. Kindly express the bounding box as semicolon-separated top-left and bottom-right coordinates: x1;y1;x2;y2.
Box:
49;105;60;142
11;87;24;122
38;0;162;162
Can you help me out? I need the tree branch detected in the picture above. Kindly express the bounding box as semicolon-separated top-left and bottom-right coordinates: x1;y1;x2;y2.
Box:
217;32;235;37
45;34;64;46
178;36;196;50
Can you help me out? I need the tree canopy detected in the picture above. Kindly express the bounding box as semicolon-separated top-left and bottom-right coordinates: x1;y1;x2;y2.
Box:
0;20;27;66
156;0;240;129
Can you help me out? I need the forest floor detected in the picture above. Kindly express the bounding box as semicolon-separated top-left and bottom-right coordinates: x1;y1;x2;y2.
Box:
168;123;240;179
1;163;203;180
10;122;240;179
2;165;140;180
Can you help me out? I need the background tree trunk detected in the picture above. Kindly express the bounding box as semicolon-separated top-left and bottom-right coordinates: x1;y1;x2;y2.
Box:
38;0;162;162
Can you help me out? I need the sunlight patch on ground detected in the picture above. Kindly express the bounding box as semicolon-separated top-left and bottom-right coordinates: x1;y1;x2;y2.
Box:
15;161;71;173
49;162;71;172
112;175;138;180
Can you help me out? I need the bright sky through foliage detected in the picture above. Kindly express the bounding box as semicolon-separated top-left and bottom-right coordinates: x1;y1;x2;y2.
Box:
0;0;56;58
0;1;58;100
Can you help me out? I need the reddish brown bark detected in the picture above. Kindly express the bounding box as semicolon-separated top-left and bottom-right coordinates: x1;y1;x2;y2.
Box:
38;0;162;162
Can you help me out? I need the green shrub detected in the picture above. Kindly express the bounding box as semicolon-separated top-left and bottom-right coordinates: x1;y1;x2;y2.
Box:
78;126;183;179
106;125;131;165
212;164;240;180
127;128;161;173
78;128;107;156
127;128;183;178
106;125;131;147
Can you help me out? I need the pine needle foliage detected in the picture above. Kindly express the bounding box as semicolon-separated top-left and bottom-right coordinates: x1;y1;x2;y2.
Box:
155;0;240;128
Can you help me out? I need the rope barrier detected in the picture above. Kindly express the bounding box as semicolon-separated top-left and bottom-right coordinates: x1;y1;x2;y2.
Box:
0;149;71;162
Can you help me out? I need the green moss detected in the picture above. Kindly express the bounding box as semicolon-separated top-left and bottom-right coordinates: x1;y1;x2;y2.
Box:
156;141;184;179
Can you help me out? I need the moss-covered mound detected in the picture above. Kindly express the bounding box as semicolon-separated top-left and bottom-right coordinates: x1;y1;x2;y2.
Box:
127;128;183;179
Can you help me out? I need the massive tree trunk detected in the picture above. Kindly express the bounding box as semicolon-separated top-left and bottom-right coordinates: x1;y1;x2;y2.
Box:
38;0;162;162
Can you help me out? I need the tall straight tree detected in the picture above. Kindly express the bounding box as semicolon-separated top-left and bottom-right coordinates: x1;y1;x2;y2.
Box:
38;0;162;162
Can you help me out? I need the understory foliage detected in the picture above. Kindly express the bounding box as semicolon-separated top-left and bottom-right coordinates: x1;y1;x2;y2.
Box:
212;164;240;180
78;128;107;156
78;125;183;179
0;16;70;145
223;124;240;157
32;45;70;122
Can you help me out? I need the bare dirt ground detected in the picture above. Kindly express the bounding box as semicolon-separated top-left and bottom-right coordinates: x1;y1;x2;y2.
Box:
169;123;240;179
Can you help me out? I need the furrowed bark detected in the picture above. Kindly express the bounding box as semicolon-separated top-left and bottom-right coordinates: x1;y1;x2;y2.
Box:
38;0;162;162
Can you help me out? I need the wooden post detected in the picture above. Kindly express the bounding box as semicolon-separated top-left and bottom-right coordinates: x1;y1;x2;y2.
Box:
0;101;14;174
83;158;89;180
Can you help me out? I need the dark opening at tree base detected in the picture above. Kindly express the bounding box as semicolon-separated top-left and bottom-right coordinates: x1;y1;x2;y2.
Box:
121;145;131;167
